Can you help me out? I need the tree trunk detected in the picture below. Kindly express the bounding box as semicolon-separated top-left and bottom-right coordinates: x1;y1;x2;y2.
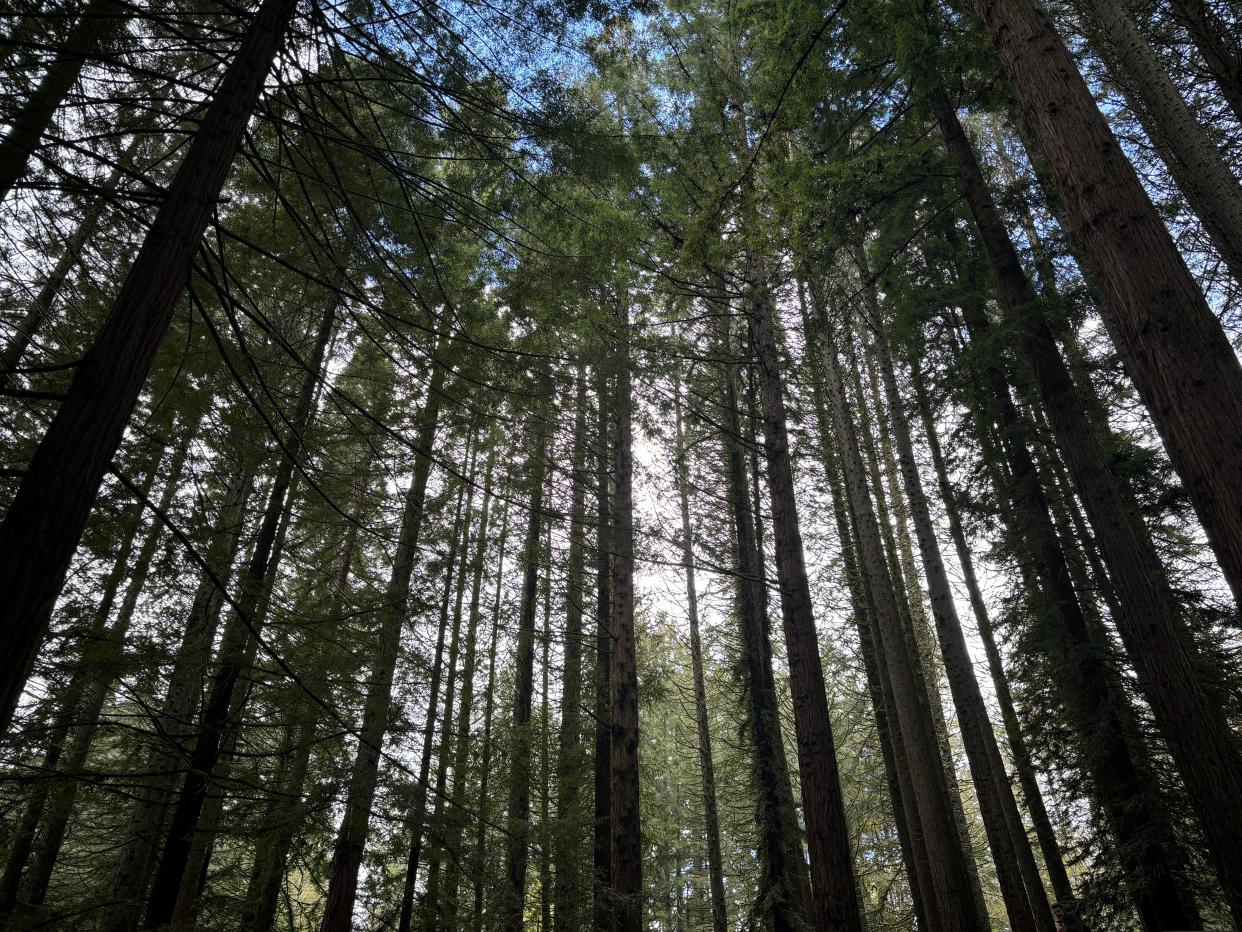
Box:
143;299;335;929
968;0;1242;610
935;89;1242;922
472;500;510;932
1166;0;1242;122
716;318;812;932
592;363;613;932
0;0;299;734
0;0;125;202
499;411;551;932
856;253;1056;932
15;423;193;910
909;359;1075;911
440;437;499;932
552;376;588;932
672;377;727;932
815;289;985;932
318;358;446;932
1078;0;1242;284
395;472;467;932
100;461;253;932
745;253;864;932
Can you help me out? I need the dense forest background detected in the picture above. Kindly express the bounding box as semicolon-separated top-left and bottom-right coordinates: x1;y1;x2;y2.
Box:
1;0;1241;927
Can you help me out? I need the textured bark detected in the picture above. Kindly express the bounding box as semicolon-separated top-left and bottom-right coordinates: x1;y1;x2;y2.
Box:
552;377;589;932
746;256;863;932
318;359;446;932
856;257;1055;932
816;296;984;932
969;0;1242;610
937;90;1242;922
143;300;334;929
0;0;298;733
609;300;642;932
100;462;252;932
716;318;810;932
909;360;1075;910
672;378;727;932
499;413;551;932
0;0;125;202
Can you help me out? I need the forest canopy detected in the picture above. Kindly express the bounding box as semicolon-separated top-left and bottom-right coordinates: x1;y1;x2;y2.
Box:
1;0;1241;928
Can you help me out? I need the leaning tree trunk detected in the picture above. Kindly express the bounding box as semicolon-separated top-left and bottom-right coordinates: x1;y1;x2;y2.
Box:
1166;0;1242;122
0;0;125;202
855;256;1056;932
16;422;194;910
967;0;1242;612
745;252;864;932
499;410;551;932
142;298;335;930
815;289;985;932
318;359;447;932
672;377;728;932
100;460;253;932
1075;0;1242;284
0;0;299;734
935;89;1242;921
909;359;1075;911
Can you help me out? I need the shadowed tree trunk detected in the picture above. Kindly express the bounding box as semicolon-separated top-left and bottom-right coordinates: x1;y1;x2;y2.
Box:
0;0;300;733
592;361;613;932
745;253;863;932
499;409;551;932
318;356;447;932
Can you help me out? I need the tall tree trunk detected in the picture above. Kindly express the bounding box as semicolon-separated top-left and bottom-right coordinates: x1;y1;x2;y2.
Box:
142;299;335;929
499;410;551;932
441;438;499;932
855;255;1056;932
967;0;1242;609
814;290;985;932
395;470;468;932
539;534;553;932
242;445;374;932
608;299;641;932
1166;0;1242;122
472;501;510;932
0;0;124;202
745;253;863;932
935;90;1242;921
14;423;194;910
672;377;727;932
795;281;935;930
1076;0;1242;283
716;318;812;932
909;360;1075;911
0;0;299;734
552;377;588;932
592;363;613;932
100;460;253;932
318;358;447;932
419;432;480;930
